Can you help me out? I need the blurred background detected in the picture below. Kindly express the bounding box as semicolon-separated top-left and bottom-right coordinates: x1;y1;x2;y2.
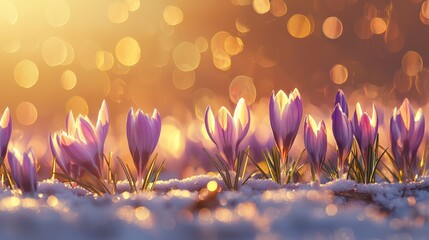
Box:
0;0;429;178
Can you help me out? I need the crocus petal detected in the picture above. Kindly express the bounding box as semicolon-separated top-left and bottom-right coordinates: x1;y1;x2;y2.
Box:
359;113;372;152
390;117;402;165
50;133;70;175
96;100;109;151
233;98;250;144
318;121;328;167
0;108;12;159
204;107;217;145
334;90;349;118
410;109;425;153
76;117;99;149
22;149;37;193
66;111;76;136
332;103;353;161
59;133;101;178
8;148;37;193
151;109;162;150
8;149;22;188
126;108;137;157
269;91;283;148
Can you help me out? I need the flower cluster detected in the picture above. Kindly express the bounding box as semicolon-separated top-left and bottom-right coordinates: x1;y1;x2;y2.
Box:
0;88;427;195
50;101;109;179
204;89;425;185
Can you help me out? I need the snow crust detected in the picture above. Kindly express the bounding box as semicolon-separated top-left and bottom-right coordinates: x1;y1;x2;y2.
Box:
1;176;429;240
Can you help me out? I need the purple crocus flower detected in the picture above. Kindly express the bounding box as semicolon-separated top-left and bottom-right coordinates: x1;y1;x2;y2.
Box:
332;103;353;178
0;108;12;160
8;148;37;193
269;89;303;164
49;132;82;179
304;115;327;182
53;100;109;178
126;108;161;179
352;103;378;165
390;98;425;179
205;98;251;171
334;89;349;118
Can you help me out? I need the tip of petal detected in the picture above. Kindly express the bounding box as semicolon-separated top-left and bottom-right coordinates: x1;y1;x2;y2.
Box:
306;115;319;134
152;108;160;119
371;104;378;127
334;103;343;112
398;99;412;130
98;100;109;125
234;99;250;130
0;108;11;128
218;107;232;130
415;108;424;122
205;106;216;133
355;102;363;121
292;88;301;99
274;90;288;111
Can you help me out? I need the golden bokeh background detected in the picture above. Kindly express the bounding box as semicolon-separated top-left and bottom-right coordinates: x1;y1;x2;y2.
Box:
1;0;429;178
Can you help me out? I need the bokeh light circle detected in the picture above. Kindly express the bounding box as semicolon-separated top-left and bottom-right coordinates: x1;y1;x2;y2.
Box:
173;41;201;72
402;51;423;77
125;0;140;12
287;14;313;39
330;64;348;84
61;70;77;90
16;102;38;126
195;37;208;53
253;0;270;14
224;36;244;56
42;37;68;66
270;0;287;17
0;0;18;25
229;75;257;104
115;37;141;67
322;17;343;39
14;60;39;88
163;5;183;26
370;18;387;34
46;0;70;27
108;1;129;24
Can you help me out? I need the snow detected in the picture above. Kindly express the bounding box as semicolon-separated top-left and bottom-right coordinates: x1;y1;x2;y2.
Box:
1;176;429;240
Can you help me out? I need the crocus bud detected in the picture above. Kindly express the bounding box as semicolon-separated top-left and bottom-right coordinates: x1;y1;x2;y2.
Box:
269;89;303;163
390;98;425;179
0;108;12;160
8;148;37;193
334;89;349;118
352;103;378;164
126;108;161;179
332;103;353;177
304;115;327;181
205;98;251;171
